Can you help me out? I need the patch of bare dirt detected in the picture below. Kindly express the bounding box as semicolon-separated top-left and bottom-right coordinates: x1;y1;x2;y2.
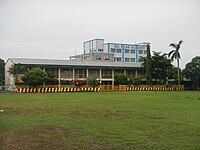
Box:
3;106;52;116
0;125;114;150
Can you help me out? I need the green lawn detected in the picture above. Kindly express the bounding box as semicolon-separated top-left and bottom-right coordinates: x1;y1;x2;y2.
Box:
0;91;200;150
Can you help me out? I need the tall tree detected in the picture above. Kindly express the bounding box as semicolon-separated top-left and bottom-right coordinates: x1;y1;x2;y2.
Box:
141;51;172;84
182;56;200;90
0;59;5;85
146;44;152;85
168;40;183;85
8;63;26;84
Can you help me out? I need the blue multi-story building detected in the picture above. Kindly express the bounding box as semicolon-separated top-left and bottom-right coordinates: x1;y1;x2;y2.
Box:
83;39;149;63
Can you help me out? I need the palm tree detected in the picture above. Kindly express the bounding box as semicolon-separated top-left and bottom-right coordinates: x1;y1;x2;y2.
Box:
168;40;183;85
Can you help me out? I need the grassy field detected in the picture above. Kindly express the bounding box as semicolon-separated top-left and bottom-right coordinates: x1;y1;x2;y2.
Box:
0;91;200;150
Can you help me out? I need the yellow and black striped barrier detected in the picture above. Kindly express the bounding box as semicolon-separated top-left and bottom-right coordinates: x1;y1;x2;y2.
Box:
15;85;184;93
15;86;101;93
125;85;184;91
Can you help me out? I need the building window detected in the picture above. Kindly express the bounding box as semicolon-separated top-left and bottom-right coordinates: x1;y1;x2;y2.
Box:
131;58;136;62
98;49;103;52
111;48;116;53
60;69;73;78
127;70;136;76
131;50;135;54
116;57;122;62
75;69;86;78
139;50;143;54
144;50;147;54
117;49;121;53
102;69;112;79
46;68;58;78
125;58;130;62
125;49;129;53
89;69;100;78
131;46;136;50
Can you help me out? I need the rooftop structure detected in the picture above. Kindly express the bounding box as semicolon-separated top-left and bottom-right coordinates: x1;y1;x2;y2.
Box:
80;38;150;63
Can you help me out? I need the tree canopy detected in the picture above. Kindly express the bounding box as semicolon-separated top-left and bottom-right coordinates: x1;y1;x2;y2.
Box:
8;63;27;83
22;67;49;86
182;56;200;89
114;74;128;85
142;51;173;84
0;59;5;85
86;77;100;86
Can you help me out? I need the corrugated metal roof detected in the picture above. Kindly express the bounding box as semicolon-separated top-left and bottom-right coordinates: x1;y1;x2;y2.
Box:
8;58;142;68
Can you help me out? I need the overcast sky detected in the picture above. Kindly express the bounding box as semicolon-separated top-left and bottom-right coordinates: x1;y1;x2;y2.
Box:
0;0;200;68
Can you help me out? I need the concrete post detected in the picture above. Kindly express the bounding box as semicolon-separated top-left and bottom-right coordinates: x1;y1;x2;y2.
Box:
135;70;138;77
73;68;75;81
86;68;89;78
124;69;126;75
112;69;114;90
99;68;102;80
43;67;46;86
58;67;61;88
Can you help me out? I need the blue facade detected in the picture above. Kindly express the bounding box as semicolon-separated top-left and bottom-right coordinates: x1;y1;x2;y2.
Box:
108;43;110;53
83;38;149;63
136;45;138;63
122;44;125;63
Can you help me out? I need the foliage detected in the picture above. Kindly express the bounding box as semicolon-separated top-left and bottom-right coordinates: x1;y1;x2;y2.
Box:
22;67;49;86
142;51;173;84
129;76;142;85
60;80;73;85
146;44;152;85
182;56;200;89
0;58;5;85
168;66;183;84
8;63;27;83
8;63;26;75
45;72;59;85
86;77;100;86
114;74;142;85
152;52;173;84
1;92;200;149
114;74;128;85
169;40;183;85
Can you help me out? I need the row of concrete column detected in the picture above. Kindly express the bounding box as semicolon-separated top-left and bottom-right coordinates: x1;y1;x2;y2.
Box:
44;67;138;89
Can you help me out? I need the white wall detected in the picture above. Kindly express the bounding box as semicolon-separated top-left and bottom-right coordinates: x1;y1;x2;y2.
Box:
5;59;15;91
